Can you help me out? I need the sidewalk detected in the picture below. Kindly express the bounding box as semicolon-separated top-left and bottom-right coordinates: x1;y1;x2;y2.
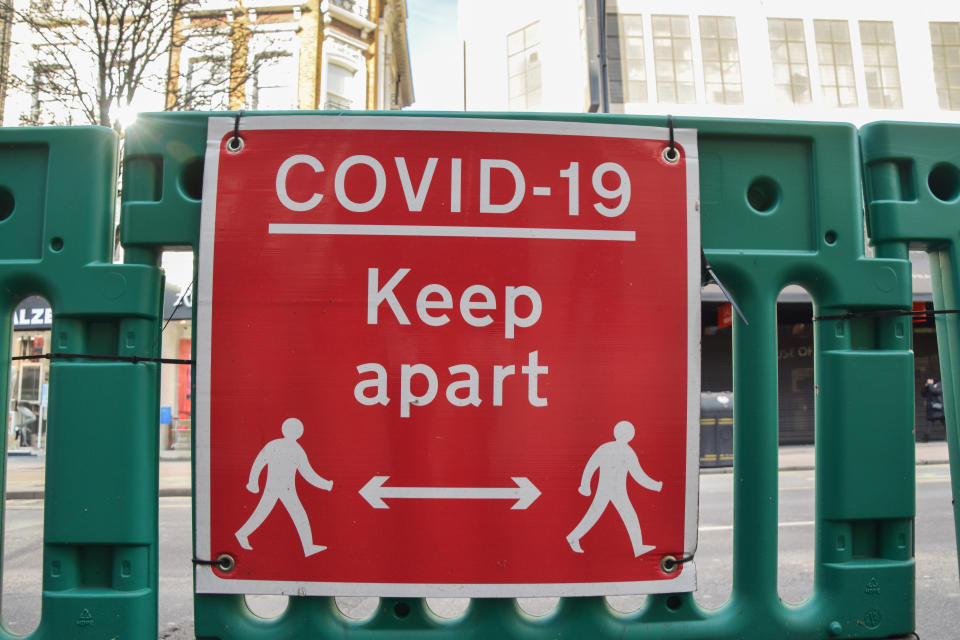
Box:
4;451;191;499
2;442;952;499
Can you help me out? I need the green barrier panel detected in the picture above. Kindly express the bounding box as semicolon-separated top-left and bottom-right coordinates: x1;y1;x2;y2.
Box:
0;126;163;639
861;121;960;583
122;112;915;638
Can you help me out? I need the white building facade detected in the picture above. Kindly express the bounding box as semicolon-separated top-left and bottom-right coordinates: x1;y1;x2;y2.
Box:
461;0;960;126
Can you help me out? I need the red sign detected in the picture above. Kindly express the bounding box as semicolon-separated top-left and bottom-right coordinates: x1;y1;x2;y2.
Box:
718;303;732;329
195;116;700;597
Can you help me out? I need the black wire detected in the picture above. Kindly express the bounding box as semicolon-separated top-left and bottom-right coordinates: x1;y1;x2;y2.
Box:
160;280;193;337
814;308;960;322
192;558;220;566
10;353;194;365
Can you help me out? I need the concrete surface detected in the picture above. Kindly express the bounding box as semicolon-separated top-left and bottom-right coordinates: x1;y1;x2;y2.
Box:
2;442;950;499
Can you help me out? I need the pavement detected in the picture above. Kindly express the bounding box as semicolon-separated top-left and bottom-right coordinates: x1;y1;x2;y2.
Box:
1;442;952;500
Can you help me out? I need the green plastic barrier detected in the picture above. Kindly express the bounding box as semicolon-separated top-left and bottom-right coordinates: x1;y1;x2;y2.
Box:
861;121;960;585
0;126;163;639
120;112;915;638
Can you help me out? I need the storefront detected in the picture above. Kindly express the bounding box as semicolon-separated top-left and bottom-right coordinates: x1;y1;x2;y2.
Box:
9;296;51;449
702;251;943;445
159;283;192;450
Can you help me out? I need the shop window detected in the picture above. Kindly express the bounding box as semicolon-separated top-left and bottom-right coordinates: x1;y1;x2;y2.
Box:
693;300;734;611
776;295;815;606
3;296;51;634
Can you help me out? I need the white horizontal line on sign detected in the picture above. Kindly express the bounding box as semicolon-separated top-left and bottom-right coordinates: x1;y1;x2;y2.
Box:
268;223;636;242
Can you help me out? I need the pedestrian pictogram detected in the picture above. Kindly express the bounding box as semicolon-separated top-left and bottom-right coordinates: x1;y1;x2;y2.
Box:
567;421;663;557
234;418;333;557
195;115;701;597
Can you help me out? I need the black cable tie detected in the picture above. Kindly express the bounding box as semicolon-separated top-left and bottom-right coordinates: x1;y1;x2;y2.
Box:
702;247;748;326
667;114;675;155
813;308;960;322
192;558;220;566
226;110;245;152
10;353;194;365
232;110;243;145
194;554;235;572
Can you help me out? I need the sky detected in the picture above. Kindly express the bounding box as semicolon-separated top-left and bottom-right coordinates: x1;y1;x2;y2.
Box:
405;0;461;110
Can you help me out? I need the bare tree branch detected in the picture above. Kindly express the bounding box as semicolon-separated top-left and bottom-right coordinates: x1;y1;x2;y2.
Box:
2;0;284;131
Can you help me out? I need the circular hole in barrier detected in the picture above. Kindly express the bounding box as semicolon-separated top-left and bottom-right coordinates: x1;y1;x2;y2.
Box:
606;595;646;614
928;162;960;202
335;597;379;621
244;594;289;619
746;176;781;214
226;135;245;154
0;186;14;221
393;601;411;618
825;230;838;245
50;237;64;252
181;157;204;201
666;595;683;611
426;597;470;620
517;597;559;617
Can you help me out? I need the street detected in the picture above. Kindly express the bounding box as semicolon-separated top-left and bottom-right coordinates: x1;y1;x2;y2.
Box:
0;465;957;638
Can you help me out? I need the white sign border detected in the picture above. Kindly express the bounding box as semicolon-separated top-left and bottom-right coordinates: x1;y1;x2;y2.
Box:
195;115;701;597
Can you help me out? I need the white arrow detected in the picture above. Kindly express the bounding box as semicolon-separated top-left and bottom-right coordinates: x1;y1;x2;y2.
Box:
359;476;541;510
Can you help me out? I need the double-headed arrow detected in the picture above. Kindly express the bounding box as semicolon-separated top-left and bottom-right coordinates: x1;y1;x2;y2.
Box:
359;476;540;510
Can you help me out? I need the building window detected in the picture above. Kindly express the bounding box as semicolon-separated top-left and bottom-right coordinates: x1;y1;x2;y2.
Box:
507;21;541;110
607;13;646;104
325;62;357;110
27;64;69;125
699;16;743;105
859;21;902;109
250;52;297;110
185;55;229;110
768;18;811;104
814;20;857;108
651;14;695;104
329;0;369;20
930;22;960;110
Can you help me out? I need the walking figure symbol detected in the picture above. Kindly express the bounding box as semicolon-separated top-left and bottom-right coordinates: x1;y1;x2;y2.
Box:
235;417;333;557
567;420;663;557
